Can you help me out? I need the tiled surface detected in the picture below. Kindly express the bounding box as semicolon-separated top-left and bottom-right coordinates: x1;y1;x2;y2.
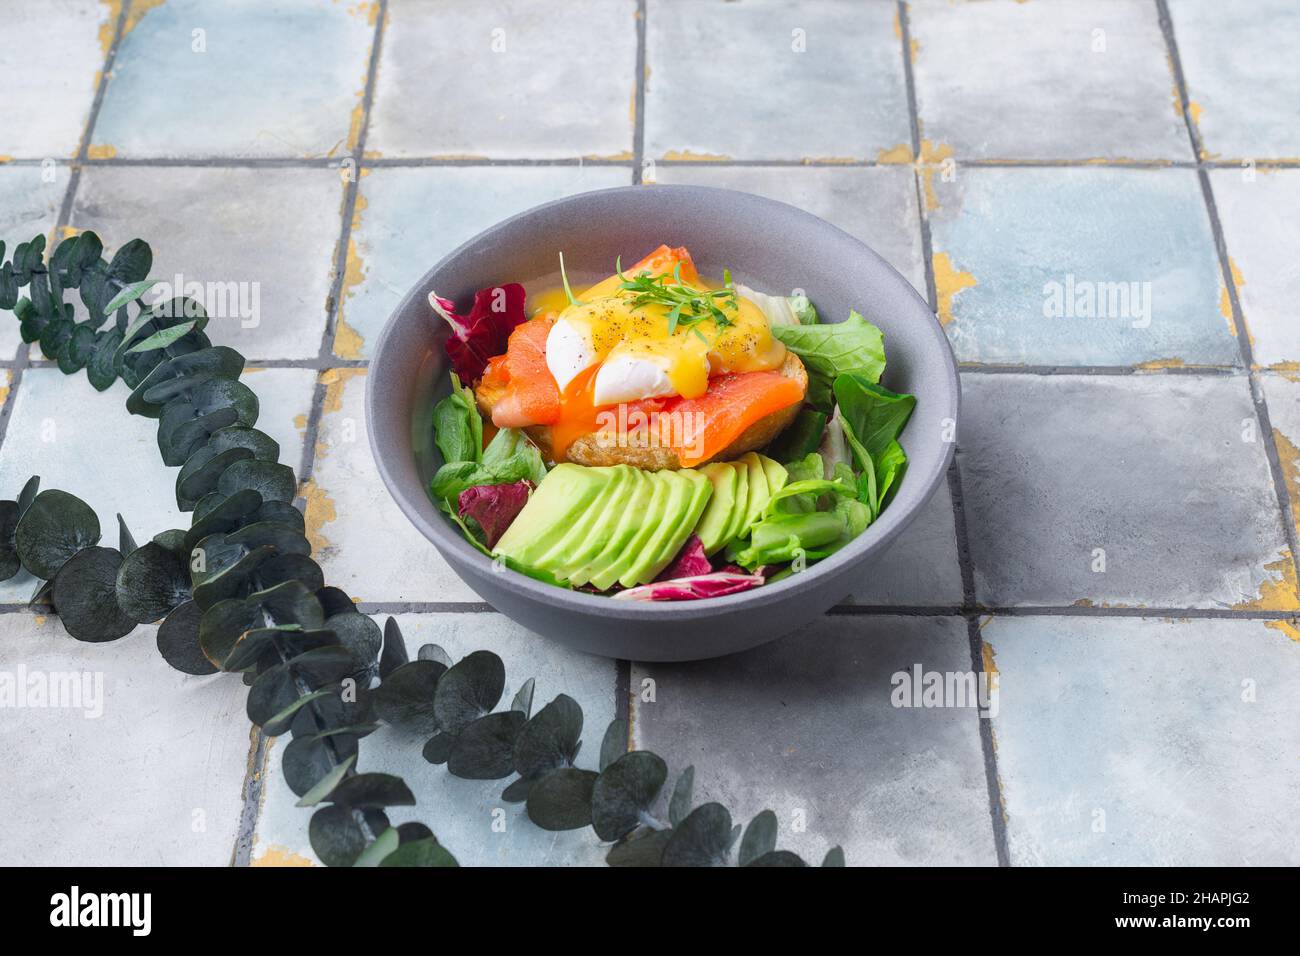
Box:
1209;169;1300;368
0;615;252;866
338;166;631;359
1171;0;1300;160
92;0;377;159
368;0;638;160
958;373;1296;610
928;167;1237;367
3;0;1300;868
632;615;998;866
70;166;346;361
252;612;616;866
651;165;926;296
305;367;478;602
0;0;106;160
645;0;910;162
909;0;1191;161
984;616;1300;865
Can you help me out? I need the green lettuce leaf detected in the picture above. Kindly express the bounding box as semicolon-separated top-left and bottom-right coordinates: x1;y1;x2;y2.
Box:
772;310;886;388
432;372;483;465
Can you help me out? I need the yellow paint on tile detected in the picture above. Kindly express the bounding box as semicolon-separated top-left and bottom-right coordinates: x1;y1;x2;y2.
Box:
34;614;48;626
1219;256;1244;338
0;156;12;164
97;0;122;57
1235;553;1300;612
660;150;732;162
1188;100;1203;127
299;477;338;554
932;251;976;327
877;143;914;164
1136;358;1186;371
918;139;954;212
124;0;165;35
1272;427;1300;543
0;370;12;409
1268;362;1300;382
293;412;308;431
1265;618;1300;643
584;151;634;162
252;844;316;867
333;180;369;359
57;225;80;241
86;144;117;160
320;366;364;415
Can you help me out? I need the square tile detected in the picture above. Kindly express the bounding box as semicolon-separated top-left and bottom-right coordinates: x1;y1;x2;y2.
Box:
251;611;616;866
368;0;637;160
0;163;72;360
92;0;376;159
1261;372;1300;544
632;615;997;866
929;167;1237;367
1210;169;1300;369
841;477;963;607
908;0;1191;161
651;165;927;295
306;367;480;603
70;166;346;361
0;366;316;602
336;165;631;359
1170;0;1300;160
984;615;1300;865
644;0;911;162
0;0;106;159
0;614;252;865
958;373;1296;609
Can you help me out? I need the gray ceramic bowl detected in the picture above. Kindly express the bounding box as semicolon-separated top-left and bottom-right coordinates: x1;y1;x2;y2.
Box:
367;185;958;661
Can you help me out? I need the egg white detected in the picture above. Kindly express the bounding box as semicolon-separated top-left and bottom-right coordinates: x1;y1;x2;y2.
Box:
545;318;596;393
592;350;680;406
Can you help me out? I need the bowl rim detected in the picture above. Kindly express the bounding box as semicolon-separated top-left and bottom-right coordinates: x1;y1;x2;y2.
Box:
366;183;959;620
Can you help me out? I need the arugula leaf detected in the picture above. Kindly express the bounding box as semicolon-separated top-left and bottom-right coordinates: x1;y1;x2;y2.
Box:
772;310;886;386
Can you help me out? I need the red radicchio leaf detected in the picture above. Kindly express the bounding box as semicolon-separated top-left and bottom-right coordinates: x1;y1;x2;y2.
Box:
429;283;527;382
457;479;533;548
613;571;765;603
655;535;711;581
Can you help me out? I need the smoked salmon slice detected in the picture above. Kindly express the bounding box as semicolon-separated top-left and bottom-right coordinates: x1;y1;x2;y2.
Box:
482;316;561;428
657;371;805;467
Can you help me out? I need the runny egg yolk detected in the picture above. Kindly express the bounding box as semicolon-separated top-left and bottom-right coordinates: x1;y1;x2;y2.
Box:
545;278;786;402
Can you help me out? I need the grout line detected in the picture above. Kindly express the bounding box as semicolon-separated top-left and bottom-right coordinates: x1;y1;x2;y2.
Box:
231;727;270;867
957;363;1241;377
631;0;647;184
1158;0;1300;585
899;0;1010;868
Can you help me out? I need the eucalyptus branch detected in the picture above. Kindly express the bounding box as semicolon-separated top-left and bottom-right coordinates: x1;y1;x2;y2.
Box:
0;231;843;868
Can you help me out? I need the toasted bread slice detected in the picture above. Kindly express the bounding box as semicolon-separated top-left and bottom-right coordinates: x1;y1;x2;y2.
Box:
475;353;807;470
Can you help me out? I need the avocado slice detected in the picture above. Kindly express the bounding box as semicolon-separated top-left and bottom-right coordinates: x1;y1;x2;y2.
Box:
568;467;653;588
532;465;631;579
640;469;714;582
621;472;695;588
592;472;672;592
695;462;740;556
719;461;750;550
759;454;789;496
739;452;770;533
552;465;637;582
494;464;610;567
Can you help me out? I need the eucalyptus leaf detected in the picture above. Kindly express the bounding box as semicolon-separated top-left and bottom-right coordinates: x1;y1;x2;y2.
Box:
662;802;734;867
378;837;458;867
669;766;695;828
510;676;535;718
447;711;525;779
591;751;668;842
0;500;20;581
606;828;671;867
51;546;137;643
14;489;100;580
513;693;582;780
352;827;401;867
746;850;807;867
285;732;360;799
434;650;505;734
738;809;778;866
525;768;598;831
379;616;408;678
103;278;159;316
599;718;627;771
418;643;453;668
155;600;217;675
116;540;190;623
373;660;444;735
216;459;296;503
328;772;416;809
294;753;357;807
421;732;453;765
822;846;846;867
308;805;389;868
